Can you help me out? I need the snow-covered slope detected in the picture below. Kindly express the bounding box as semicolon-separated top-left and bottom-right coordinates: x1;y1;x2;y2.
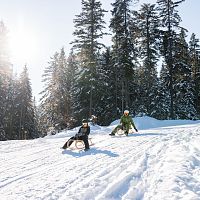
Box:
1;117;200;200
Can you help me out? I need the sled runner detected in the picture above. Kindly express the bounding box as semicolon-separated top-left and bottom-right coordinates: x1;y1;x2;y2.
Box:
67;137;94;150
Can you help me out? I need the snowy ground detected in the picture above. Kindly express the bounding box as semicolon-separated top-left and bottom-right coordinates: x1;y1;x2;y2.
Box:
1;116;200;200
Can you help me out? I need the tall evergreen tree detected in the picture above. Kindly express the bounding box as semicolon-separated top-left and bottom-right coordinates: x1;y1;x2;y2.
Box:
15;66;38;139
0;21;12;140
65;49;79;127
40;48;76;133
110;0;139;114
189;33;200;115
71;0;107;120
173;29;197;119
32;97;42;138
133;3;160;115
40;51;60;133
55;48;74;129
0;74;7;140
3;76;17;139
156;0;185;119
94;47;117;125
152;64;171;119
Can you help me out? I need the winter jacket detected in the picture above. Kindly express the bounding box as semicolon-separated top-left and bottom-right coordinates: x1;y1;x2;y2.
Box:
120;115;136;129
76;125;90;137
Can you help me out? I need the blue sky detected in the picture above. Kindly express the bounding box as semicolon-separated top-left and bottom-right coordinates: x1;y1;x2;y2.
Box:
0;0;199;102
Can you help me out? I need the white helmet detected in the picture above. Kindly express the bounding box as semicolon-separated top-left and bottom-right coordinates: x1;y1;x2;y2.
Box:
124;110;129;114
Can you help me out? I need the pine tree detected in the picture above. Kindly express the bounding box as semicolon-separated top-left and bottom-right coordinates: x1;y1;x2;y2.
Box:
0;21;12;140
65;49;78;127
152;65;171;119
110;0;139;114
71;0;107;120
55;48;73;129
189;33;200;116
32;97;41;138
3;76;17;139
40;51;60;133
95;47;118;125
0;75;7;140
156;0;185;119
133;3;160;115
15;66;37;139
173;29;197;119
40;48;76;132
40;51;63;132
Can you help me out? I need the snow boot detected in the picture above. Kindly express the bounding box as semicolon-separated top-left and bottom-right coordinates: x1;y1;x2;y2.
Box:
125;131;128;136
84;148;90;152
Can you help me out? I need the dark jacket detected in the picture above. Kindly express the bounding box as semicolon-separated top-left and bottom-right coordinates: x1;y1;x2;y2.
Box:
76;125;90;137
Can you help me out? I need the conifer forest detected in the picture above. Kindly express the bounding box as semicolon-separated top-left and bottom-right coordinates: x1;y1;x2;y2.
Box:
1;0;200;140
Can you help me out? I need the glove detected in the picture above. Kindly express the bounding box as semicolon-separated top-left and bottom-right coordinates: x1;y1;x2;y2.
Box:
135;128;138;132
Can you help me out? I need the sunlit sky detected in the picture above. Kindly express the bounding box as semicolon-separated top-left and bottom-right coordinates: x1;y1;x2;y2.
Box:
0;0;199;103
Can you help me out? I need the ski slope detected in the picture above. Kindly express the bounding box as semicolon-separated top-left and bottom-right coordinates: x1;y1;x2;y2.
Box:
1;116;200;200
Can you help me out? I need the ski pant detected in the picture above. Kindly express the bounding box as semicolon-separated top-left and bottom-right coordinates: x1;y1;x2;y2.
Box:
62;135;89;149
111;124;130;134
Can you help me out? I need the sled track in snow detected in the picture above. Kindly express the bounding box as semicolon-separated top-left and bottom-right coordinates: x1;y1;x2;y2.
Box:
58;134;161;200
1;124;200;200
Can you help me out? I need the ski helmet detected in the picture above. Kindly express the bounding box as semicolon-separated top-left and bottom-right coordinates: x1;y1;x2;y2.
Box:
124;110;129;114
82;119;88;123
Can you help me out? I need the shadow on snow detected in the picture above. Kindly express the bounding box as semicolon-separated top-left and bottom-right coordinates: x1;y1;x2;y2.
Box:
113;132;168;138
62;147;119;158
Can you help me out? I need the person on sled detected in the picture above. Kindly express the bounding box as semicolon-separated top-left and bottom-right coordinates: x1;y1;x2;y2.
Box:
109;110;138;136
62;119;90;151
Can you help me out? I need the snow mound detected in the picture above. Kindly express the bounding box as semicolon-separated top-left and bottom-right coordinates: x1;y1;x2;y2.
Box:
110;116;200;130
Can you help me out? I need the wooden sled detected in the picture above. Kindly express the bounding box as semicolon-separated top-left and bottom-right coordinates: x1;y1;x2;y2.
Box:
67;138;94;150
116;128;135;136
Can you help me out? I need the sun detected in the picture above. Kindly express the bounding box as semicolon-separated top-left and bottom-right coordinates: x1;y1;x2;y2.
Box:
9;23;38;70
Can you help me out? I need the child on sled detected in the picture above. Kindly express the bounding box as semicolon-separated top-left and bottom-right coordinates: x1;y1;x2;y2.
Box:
109;110;138;136
62;119;90;151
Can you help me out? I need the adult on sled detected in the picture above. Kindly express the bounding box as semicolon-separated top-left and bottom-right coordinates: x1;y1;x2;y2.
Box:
62;119;90;151
109;110;138;136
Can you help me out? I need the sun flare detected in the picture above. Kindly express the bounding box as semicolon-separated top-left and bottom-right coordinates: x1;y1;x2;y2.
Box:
9;24;38;69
